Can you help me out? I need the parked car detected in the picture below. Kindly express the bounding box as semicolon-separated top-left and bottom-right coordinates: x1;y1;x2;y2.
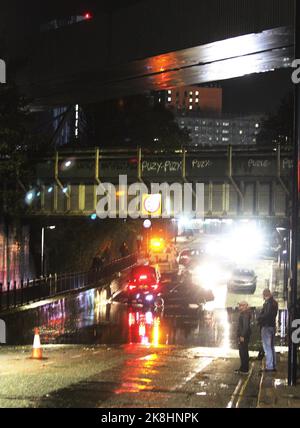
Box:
227;268;257;294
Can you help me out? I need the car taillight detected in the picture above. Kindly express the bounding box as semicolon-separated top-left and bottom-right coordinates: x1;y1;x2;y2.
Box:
128;282;137;291
139;274;148;280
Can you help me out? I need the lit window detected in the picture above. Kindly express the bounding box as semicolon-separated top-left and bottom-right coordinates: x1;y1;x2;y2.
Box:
195;98;199;103
195;91;199;96
190;91;193;95
222;137;229;141
168;97;172;102
255;123;260;128
202;121;206;125
189;98;193;103
195;126;199;131
239;130;243;135
189;106;193;110
168;90;172;94
222;130;229;134
223;122;229;126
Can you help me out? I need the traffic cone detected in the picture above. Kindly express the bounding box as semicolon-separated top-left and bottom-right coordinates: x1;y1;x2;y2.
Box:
31;327;43;359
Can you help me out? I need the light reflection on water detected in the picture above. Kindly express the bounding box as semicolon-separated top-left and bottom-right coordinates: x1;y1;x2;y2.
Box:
3;280;271;350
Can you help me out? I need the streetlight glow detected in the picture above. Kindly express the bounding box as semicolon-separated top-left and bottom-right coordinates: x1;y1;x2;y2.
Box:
25;191;35;204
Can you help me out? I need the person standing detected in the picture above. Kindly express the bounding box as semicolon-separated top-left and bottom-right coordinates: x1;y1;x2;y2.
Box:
102;244;111;264
119;241;129;258
235;301;252;375
257;289;278;372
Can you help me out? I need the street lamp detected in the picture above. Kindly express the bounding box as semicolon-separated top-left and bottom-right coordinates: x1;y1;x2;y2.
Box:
41;226;56;276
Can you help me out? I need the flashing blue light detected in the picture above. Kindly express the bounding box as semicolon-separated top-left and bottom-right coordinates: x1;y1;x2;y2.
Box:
90;213;97;220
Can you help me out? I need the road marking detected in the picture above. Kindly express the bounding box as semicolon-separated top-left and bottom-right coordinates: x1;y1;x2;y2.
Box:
174;357;213;391
227;379;243;408
256;369;264;408
226;362;254;408
71;354;82;359
235;363;254;408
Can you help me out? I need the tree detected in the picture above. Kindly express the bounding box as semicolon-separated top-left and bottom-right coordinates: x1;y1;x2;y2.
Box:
0;84;48;217
82;94;191;150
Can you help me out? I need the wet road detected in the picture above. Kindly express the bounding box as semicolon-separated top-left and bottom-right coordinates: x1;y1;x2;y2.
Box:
2;257;278;350
0;255;286;408
0;343;263;408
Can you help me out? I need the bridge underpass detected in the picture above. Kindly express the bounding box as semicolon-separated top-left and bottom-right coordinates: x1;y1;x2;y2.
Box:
29;146;291;219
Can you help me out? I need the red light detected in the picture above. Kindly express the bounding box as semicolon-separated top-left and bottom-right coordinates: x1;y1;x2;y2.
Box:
128;283;137;291
84;12;92;20
139;274;148;280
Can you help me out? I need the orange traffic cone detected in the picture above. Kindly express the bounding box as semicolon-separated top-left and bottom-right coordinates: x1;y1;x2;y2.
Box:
31;327;43;359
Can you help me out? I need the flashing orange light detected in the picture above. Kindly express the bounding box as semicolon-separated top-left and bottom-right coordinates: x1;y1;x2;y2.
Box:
149;237;165;252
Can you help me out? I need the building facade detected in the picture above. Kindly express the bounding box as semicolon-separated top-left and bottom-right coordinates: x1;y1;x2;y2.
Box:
155;85;222;113
176;113;261;147
155;85;261;147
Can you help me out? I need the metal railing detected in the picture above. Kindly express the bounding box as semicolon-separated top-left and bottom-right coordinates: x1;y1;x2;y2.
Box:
0;254;136;312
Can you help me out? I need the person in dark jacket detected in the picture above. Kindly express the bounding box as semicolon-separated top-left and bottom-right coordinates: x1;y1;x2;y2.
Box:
257;289;278;371
235;301;252;374
120;241;129;258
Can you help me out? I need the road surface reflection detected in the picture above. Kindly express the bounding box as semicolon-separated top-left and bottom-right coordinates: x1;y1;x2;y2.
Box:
3;280;267;350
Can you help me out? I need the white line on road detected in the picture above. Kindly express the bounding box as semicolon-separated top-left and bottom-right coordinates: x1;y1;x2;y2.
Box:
227;379;243;408
174;357;213;391
226;362;254;408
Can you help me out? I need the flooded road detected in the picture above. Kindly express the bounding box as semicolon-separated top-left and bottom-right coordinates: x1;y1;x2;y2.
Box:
2;258;285;352
0;258;288;408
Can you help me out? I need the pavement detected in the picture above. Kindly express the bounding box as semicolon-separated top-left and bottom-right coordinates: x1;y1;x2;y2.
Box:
257;353;300;408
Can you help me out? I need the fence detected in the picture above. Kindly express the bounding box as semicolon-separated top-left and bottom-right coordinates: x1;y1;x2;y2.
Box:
0;254;137;312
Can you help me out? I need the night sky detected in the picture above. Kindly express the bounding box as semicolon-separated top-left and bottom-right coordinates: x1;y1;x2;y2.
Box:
221;69;293;116
0;0;293;116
